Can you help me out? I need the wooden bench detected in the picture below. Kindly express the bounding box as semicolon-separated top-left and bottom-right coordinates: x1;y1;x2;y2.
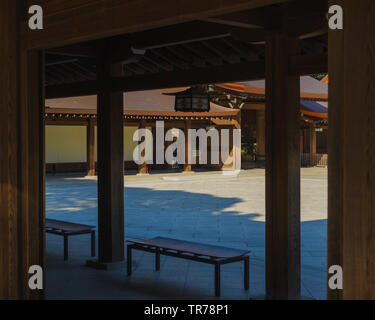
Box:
126;237;250;297
45;218;96;261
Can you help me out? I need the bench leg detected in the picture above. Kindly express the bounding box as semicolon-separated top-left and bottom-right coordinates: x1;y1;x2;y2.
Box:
244;256;249;291
156;250;160;271
64;234;68;261
91;231;95;257
215;263;221;297
127;246;132;276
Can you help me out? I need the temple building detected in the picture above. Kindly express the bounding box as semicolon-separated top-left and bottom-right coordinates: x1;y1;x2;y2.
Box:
45;76;328;174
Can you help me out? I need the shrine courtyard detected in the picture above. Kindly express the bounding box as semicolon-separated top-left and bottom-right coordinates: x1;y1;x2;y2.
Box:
45;168;327;300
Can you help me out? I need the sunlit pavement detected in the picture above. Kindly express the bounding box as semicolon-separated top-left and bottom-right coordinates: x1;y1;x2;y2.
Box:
45;167;327;300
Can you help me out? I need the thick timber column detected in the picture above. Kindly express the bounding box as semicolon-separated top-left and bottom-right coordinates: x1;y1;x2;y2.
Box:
265;33;301;299
328;0;375;300
96;54;125;264
86;118;95;176
309;123;317;166
184;120;192;172
0;1;45;299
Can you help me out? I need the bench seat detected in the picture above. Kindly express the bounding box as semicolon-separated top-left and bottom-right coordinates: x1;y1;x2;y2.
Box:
126;236;250;297
46;218;96;260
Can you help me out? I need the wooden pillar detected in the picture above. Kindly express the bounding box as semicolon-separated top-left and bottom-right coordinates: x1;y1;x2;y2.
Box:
309;123;317;166
184;119;192;172
234;112;242;170
86;118;95;176
138;119;148;174
221;126;234;170
303;128;309;153
96;56;124;264
328;0;375;300
265;33;301;299
256;110;266;161
0;1;45;299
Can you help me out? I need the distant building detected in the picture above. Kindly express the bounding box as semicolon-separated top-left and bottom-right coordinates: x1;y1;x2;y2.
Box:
44;76;328;174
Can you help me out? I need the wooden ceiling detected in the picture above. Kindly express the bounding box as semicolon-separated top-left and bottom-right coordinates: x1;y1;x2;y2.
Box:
44;0;328;96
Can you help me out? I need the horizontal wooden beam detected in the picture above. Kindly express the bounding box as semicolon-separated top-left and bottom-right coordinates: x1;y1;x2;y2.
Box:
289;52;328;76
45;52;327;99
21;0;289;50
46;80;98;99
131;21;235;50
46;60;265;98
201;5;282;29
112;60;265;92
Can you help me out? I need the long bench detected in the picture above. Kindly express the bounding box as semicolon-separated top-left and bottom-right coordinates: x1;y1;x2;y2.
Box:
126;236;250;297
45;218;96;261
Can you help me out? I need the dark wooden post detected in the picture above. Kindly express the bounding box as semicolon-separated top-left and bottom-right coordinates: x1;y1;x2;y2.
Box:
184;119;192;172
0;1;45;299
86;118;95;176
309;123;317;166
138;119;148;174
96;54;125;264
265;33;301;299
328;0;375;300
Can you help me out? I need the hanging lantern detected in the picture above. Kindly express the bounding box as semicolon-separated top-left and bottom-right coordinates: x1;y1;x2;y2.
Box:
164;86;216;112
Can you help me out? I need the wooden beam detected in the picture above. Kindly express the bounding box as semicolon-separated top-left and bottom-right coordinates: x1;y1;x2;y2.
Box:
46;80;98;99
45;51;327;99
114;60;265;92
328;0;375;300
201;17;263;29
231;13;327;44
201;5;283;29
289;52;328;76
86;118;95;176
22;0;289;50
96;57;125;264
46;60;264;98
131;21;235;50
265;33;301;299
46;43;96;58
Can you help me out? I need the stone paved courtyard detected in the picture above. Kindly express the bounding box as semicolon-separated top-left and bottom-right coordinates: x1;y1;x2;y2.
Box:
45;168;327;300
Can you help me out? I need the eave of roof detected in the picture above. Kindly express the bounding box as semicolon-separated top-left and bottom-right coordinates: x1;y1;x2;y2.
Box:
44;107;239;119
215;81;328;102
